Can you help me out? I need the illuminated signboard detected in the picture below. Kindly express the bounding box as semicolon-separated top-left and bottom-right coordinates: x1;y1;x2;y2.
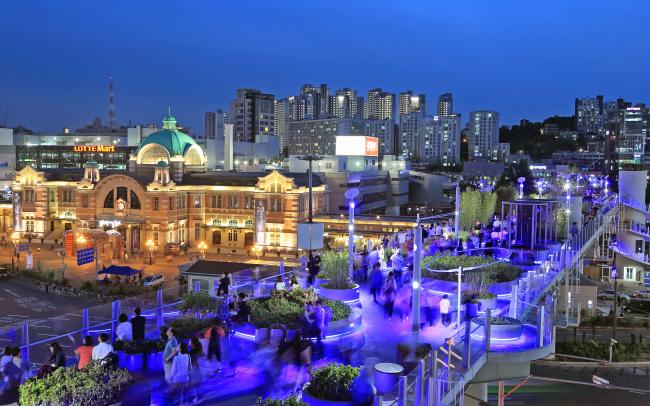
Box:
73;145;116;153
335;136;379;157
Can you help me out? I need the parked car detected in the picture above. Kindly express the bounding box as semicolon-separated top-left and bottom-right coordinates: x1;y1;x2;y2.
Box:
632;289;650;299
0;267;9;279
143;274;164;288
624;298;650;314
597;289;630;303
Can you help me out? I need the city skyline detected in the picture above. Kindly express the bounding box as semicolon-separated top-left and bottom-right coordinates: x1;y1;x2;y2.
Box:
2;1;649;132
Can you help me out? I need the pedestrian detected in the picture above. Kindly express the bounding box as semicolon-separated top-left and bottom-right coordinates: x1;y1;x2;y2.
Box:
131;307;146;341
74;336;94;369
0;347;12;368
11;346;29;383
188;336;203;403
273;275;286;291
0;348;22;403
206;320;224;372
302;302;314;337
370;262;383;302
440;294;452;326
92;333;114;361
233;293;250;322
163;327;179;385
383;271;397;319
217;273;230;296
38;342;65;378
289;275;300;290
395;284;412;321
170;342;191;404
116;313;133;341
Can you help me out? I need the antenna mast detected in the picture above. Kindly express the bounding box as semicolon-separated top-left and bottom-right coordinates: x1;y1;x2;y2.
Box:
107;76;116;129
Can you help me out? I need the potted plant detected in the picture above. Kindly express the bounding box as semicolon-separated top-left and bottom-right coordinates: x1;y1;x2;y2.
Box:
318;250;360;302
302;363;374;406
256;395;308;405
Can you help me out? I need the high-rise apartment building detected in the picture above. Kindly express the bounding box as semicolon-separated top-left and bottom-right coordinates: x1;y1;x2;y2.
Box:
575;95;604;136
203;109;228;139
423;114;461;165
618;106;646;165
287;118;366;156
229;88;275;142
468;110;500;161
398;91;426;116
366;88;395;120
274;99;289;153
366;119;395;155
329;88;358;119
437;93;453;116
399;113;425;160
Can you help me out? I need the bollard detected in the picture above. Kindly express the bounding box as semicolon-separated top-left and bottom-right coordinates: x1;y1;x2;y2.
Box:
81;308;89;342
156;288;164;332
21;321;29;366
509;285;518;318
111;300;121;340
415;359;424;406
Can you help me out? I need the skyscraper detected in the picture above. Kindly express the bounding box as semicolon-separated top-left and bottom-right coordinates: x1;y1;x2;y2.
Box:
203;109;228;139
366;119;395;155
229;88;275;142
618;106;645;164
274;98;289;153
329;88;358;119
399;113;425;160
437;93;453;116
575;95;604;136
398;91;426;116
366;88;395;120
423;114;461;165
468;110;500;161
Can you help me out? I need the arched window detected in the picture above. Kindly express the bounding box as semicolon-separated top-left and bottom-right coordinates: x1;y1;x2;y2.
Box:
267;182;283;193
212;219;221;226
244;219;253;228
139;144;170;165
103;190;114;208
228;219;238;227
130;191;141;209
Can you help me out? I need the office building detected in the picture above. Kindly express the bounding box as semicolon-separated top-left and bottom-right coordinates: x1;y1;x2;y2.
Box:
575;95;604;136
398;91;426;116
423;114;461;165
203;109;228;139
366;119;395;155
399;113;425;161
365;88;395;120
274;98;289;154
287;118;365;156
229;88;275;143
437;93;453;116
468;110;500;161
618;106;646;165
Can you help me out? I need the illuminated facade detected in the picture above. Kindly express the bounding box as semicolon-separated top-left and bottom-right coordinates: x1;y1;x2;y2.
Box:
11;115;327;256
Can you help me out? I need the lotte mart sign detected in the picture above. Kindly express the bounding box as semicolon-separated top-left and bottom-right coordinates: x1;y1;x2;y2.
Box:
335;136;379;157
73;145;116;153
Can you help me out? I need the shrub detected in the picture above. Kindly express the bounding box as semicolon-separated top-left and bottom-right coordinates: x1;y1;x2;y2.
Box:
178;291;220;315
169;316;221;339
422;253;523;283
319;250;355;289
19;362;132;406
306;363;360;401
256;395;308;406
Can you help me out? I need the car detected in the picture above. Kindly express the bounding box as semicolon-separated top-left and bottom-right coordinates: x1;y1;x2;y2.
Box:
633;289;650;299
624;298;650;314
0;267;9;279
597;289;631;303
143;274;164;288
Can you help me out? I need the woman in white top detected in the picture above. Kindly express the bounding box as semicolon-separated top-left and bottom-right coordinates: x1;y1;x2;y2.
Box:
273;276;286;291
115;313;133;341
171;342;191;403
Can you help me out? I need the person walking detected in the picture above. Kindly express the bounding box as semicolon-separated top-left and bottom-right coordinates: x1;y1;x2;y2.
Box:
382;271;397;319
188;336;203;404
440;294;452;327
116;313;133;341
217;273;230;296
74;336;94;369
0;347;12;368
370;262;384;302
206;321;224;372
0;348;23;404
131;307;146;341
170;342;191;404
163;327;179;385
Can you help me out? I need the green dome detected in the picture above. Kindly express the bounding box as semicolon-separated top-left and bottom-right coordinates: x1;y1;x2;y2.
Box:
84;159;99;168
155;160;169;168
137;115;197;157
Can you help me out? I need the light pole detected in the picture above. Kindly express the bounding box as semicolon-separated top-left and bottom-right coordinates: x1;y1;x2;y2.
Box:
517;177;525;199
198;241;207;259
11;232;19;270
345;188;359;279
297;154;323;260
146;239;154;264
449;177;462;250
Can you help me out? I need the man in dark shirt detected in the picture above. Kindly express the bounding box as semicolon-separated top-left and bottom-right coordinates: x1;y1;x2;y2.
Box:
234;293;250;322
131;307;146;341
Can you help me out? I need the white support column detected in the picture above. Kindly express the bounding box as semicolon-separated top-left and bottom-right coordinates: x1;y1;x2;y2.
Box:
412;224;422;333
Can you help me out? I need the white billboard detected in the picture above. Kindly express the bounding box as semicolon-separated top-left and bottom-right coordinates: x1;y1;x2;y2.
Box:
297;222;324;250
335;136;379;157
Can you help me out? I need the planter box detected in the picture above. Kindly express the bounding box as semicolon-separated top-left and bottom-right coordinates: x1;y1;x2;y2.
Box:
254;327;269;344
318;284;360;302
476;297;498;313
269;326;285;346
302;383;375;406
471;317;523;341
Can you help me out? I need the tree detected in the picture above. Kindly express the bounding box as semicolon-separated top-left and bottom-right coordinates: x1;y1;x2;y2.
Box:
460;189;497;230
495;186;516;214
496;159;535;196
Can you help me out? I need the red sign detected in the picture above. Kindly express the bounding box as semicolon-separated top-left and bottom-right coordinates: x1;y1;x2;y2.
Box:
365;136;379;157
64;231;74;257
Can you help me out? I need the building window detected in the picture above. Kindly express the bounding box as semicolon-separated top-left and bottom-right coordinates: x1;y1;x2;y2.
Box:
63;190;74;202
103;191;114;208
153;226;159;246
244;219;253;228
625;267;635;280
169;197;174;210
194;195;201;208
228;219;237;227
82;195;88;208
25;219;34;232
268;227;281;246
228;228;238;242
116;187;128;202
216;195;222;208
195;223;201;241
267;182;283;193
213;218;221;226
153;197;159;210
298;196;305;213
130;191;141;209
244;196;251;209
25;189;35;202
232;195;239;209
168;224;174;242
49;190;55;202
270;197;282;212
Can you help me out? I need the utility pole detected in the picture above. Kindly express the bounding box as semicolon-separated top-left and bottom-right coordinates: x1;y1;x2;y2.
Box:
298;154;323;269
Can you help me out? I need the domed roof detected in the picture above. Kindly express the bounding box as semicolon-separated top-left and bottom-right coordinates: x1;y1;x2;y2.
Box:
155;160;169;168
137;114;197;157
84;159;99;168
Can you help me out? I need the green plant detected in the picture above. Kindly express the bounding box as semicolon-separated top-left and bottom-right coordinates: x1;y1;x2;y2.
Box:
169;316;220;338
178;291;220;315
305;363;360;401
19;362;132;406
319;250;355;289
256;395;308;406
422;253;523;284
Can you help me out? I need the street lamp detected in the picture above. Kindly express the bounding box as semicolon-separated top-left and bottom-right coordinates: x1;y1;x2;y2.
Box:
345;188;359;279
76;235;87;248
146;239;154;264
11;232;19;269
198;241;207;259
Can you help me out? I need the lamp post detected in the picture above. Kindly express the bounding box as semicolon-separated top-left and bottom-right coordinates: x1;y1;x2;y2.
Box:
297;154;324;260
345;188;360;279
11;232;19;270
198;241;207;259
146;239;154;264
517;177;525;199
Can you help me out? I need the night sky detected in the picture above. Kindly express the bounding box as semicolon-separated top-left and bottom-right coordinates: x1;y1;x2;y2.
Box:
1;0;648;133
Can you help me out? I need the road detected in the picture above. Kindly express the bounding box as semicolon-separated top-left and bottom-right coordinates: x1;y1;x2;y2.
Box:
556;326;650;344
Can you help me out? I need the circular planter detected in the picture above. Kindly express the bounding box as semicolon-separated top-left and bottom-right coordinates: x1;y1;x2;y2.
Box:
302;383;375;406
315;277;329;288
318;284;360;302
269;325;285;346
471;317;523;341
254;327;269;344
476;297;498;313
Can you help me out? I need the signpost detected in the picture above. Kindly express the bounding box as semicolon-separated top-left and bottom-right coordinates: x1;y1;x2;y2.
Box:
76;247;95;266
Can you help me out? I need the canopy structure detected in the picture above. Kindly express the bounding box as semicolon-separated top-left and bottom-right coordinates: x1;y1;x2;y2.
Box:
98;265;141;277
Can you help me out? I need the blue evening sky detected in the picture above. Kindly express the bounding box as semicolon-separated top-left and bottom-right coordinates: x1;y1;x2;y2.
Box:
1;0;648;133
